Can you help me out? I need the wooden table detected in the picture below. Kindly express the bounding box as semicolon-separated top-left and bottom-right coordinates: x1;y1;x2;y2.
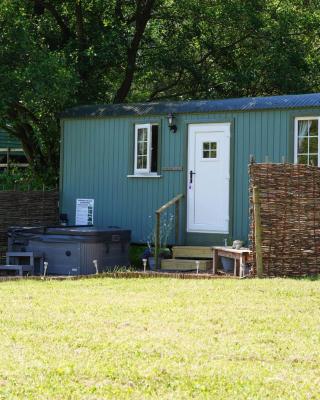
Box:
212;246;252;277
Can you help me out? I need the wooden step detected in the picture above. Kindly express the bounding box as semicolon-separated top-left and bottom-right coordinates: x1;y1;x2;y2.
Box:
161;258;212;271
172;246;213;259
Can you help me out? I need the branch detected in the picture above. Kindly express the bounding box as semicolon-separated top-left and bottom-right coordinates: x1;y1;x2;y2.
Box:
10;102;40;124
5;104;44;164
149;77;229;101
115;0;138;24
75;0;86;50
113;0;156;103
148;71;183;101
30;0;72;43
115;0;125;21
196;33;254;66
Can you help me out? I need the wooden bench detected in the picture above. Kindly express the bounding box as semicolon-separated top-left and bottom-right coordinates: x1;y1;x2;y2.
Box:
0;264;34;276
6;252;44;275
212;246;252;277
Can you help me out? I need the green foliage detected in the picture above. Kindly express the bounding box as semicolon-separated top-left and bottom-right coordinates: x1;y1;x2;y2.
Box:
129;244;146;269
0;278;320;398
146;212;175;249
0;167;54;190
0;1;77;184
1;0;320;183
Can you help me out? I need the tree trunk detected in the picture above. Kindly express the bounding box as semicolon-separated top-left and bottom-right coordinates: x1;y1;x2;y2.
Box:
114;0;155;103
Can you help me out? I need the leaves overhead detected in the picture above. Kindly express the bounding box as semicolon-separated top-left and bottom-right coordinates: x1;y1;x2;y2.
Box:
0;0;320;182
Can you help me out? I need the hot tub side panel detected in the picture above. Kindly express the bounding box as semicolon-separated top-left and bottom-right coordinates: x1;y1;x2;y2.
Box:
28;240;81;275
79;242;130;274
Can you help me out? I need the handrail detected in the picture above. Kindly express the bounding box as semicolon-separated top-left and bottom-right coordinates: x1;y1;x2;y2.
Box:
156;193;184;214
154;193;184;269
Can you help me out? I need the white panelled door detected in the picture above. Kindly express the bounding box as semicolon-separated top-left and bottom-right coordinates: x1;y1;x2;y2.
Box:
187;123;230;233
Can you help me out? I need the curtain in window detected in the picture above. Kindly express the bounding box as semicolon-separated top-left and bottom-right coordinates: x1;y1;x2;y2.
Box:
297;120;318;166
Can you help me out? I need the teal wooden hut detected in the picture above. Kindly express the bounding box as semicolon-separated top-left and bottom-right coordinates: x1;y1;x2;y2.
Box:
0;130;26;168
60;93;320;247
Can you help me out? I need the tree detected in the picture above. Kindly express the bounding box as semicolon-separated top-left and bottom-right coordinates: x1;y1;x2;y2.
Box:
0;0;160;183
0;0;320;183
0;0;77;183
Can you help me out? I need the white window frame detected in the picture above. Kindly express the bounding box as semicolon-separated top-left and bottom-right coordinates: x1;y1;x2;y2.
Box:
134;124;151;175
294;117;320;167
134;123;160;176
201;140;219;162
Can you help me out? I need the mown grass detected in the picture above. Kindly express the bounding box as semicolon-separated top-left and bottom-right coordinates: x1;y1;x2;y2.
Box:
0;278;319;399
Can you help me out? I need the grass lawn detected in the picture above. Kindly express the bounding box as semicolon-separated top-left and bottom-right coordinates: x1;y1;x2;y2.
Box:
0;278;319;399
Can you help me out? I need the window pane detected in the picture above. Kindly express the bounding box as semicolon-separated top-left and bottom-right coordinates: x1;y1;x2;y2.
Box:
309;154;318;166
309;120;318;137
296;119;319;167
151;125;158;173
209;150;217;158
137;155;147;169
297;154;308;165
310;137;318;153
138;128;147;142
298;137;308;153
143;141;147;154
298;121;309;138
203;142;217;159
136;126;149;171
135;125;151;172
137;142;146;155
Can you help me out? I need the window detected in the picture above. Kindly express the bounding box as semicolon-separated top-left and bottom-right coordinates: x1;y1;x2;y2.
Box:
295;118;319;166
0;148;28;169
134;124;159;174
202;141;217;159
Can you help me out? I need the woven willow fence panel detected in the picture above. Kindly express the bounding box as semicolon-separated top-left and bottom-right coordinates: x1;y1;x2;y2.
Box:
0;190;59;249
249;163;320;277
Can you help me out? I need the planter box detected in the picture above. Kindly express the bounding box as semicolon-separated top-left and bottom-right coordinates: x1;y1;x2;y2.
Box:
148;256;162;271
221;256;234;273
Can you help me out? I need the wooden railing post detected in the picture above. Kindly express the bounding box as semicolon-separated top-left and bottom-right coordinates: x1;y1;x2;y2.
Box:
154;193;183;270
253;185;263;278
154;211;161;270
175;201;180;244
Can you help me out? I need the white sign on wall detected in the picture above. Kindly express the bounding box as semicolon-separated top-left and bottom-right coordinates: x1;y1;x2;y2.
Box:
76;199;94;225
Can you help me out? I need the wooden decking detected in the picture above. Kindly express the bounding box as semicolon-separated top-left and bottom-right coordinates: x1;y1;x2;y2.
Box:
161;246;213;272
161;245;252;276
161;258;212;271
172;246;213;259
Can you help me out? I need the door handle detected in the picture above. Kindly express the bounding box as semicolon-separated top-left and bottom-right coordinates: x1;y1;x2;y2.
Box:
189;170;196;184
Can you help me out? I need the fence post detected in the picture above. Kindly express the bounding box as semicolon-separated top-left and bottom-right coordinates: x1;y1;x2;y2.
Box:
154;211;161;270
253;185;263;278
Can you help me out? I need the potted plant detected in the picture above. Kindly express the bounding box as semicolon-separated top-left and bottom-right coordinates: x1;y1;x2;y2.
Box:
221;237;234;272
220;256;234;273
142;213;174;270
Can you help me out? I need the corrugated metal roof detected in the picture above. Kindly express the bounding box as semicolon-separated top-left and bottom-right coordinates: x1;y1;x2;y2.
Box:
61;93;320;119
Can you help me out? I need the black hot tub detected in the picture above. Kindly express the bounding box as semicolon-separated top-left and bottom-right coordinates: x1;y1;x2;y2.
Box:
8;226;131;275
